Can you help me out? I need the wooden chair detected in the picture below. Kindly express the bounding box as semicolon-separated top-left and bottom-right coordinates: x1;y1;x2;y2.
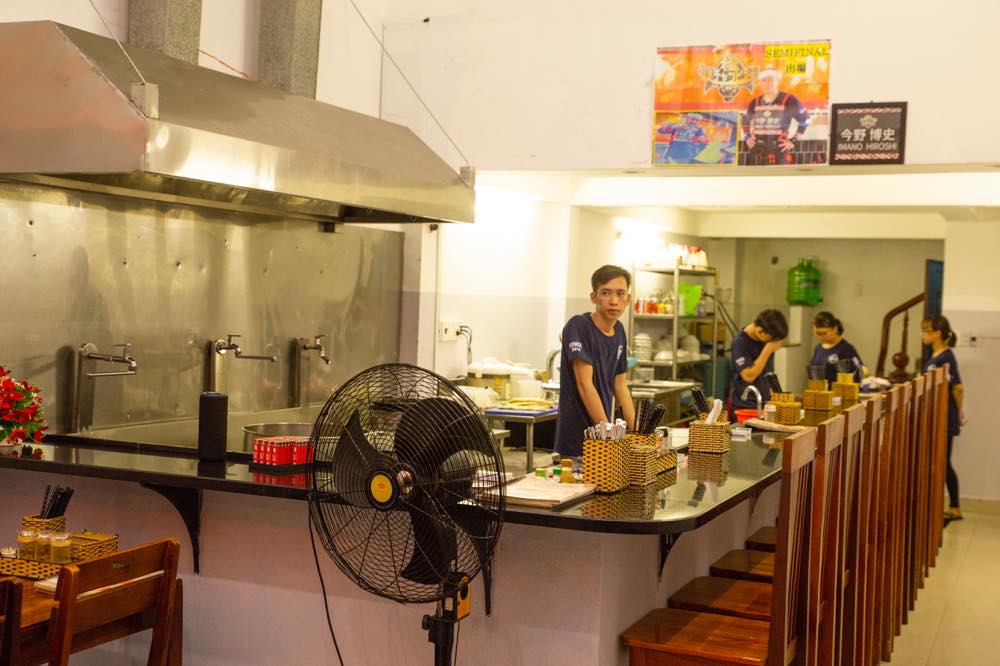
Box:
906;375;927;609
857;395;883;666
47;538;181;666
893;382;913;631
835;403;866;666
0;577;22;666
875;387;900;662
927;367;948;567
623;428;817;665
669;416;845;666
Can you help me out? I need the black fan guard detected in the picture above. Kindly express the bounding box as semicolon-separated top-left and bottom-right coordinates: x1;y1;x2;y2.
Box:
308;363;506;605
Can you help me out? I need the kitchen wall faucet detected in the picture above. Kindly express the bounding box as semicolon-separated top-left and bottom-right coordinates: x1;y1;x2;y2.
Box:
214;334;277;362
303;334;331;365
81;342;138;377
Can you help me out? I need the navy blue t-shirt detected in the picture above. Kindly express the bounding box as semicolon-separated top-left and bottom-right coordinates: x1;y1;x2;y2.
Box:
555;314;628;457
730;330;773;412
924;348;962;436
811;339;863;384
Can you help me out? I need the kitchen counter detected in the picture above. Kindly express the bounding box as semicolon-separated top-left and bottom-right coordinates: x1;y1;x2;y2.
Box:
0;432;782;535
0;432;783;666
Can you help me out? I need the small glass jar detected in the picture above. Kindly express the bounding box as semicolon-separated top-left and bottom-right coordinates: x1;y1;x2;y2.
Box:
50;533;72;564
34;531;52;562
16;529;36;560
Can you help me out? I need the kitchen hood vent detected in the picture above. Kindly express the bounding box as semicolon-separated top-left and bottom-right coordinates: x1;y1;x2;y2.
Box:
0;21;474;224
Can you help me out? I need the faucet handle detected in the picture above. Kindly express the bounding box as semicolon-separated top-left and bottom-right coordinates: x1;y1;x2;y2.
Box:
313;334;327;342
114;343;132;356
226;334;241;345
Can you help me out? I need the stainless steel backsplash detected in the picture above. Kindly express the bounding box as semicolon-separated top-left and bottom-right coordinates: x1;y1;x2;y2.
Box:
0;181;402;432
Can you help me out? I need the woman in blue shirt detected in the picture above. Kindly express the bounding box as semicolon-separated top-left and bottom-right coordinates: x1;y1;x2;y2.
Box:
811;311;865;384
921;315;965;522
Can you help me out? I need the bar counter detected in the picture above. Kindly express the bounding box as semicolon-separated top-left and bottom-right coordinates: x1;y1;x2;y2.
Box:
0;433;783;666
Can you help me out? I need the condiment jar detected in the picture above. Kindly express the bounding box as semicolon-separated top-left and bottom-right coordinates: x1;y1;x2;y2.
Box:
16;529;36;560
560;466;575;484
50;533;72;564
34;531;52;562
764;404;777;422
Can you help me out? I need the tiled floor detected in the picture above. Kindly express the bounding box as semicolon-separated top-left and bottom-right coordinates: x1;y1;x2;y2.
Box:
892;500;1000;665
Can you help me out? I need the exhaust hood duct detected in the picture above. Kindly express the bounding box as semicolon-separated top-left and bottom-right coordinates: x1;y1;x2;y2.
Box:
0;21;474;224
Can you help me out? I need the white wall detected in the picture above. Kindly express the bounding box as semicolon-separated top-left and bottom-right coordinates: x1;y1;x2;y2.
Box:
382;0;1000;169
434;186;571;378
943;220;1000;501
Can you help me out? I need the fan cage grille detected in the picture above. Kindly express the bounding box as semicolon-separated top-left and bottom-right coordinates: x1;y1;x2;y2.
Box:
308;363;505;604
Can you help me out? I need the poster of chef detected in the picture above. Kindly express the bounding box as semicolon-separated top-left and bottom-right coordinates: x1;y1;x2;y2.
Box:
653;40;830;166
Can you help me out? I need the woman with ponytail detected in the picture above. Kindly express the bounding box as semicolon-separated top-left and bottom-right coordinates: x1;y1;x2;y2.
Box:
811;311;865;384
922;315;965;522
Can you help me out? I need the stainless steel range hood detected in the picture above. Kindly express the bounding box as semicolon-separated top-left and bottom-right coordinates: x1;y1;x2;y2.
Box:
0;21;474;224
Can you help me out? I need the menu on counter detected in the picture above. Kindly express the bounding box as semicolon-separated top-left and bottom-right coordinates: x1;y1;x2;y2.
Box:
497;476;596;510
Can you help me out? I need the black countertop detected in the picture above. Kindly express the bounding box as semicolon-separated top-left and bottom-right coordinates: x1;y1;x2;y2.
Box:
0;432;788;536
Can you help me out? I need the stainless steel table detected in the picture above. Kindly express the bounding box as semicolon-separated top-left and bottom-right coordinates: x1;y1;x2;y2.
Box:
484;407;558;472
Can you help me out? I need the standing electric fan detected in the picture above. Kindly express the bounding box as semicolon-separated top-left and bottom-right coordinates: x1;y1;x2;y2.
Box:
308;363;506;665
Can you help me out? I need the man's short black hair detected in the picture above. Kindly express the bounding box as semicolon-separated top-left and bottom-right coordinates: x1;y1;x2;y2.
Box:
755;308;788;341
591;265;632;292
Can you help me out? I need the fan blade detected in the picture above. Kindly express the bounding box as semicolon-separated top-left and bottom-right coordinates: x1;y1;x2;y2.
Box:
331;410;382;507
434;450;478;506
394;397;493;472
444;500;497;567
401;492;457;586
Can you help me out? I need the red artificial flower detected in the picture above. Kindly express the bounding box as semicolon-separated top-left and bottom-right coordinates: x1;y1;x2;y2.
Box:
33;429;44;443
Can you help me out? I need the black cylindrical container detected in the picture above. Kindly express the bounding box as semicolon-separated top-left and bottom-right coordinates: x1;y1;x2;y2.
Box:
198;392;228;462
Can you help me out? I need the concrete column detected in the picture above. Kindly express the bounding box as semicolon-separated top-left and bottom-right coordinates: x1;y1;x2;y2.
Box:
258;0;322;97
128;0;202;64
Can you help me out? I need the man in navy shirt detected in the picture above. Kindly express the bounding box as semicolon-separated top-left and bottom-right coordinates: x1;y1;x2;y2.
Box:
730;309;789;414
555;265;637;458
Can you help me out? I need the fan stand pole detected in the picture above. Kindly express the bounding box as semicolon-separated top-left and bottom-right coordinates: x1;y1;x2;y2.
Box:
421;611;456;666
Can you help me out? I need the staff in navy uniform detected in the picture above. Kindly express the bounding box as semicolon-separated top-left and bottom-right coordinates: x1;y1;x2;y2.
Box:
554;265;636;458
921;315;966;523
811;311;865;383
730;309;789;414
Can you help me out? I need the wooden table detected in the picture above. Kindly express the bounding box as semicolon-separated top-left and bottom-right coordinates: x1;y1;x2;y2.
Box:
15;576;183;665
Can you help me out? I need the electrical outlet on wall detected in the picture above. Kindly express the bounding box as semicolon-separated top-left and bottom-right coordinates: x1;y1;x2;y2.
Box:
438;321;460;342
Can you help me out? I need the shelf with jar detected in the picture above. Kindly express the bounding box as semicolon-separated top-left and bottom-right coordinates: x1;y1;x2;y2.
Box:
628;265;720;396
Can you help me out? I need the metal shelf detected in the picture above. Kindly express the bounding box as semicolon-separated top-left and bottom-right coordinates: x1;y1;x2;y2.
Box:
635;266;718;277
629;263;720;396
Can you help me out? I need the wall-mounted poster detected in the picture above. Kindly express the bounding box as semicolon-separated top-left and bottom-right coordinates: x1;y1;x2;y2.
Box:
829;102;907;165
654;41;831;166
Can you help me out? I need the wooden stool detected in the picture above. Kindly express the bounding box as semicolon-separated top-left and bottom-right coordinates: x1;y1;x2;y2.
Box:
745;525;777;552
623;428;817;665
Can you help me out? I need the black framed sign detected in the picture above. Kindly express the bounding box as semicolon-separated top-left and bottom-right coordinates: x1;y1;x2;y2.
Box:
829;102;907;165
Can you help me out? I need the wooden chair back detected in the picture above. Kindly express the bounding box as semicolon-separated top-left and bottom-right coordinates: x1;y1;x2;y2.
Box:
855;395;883;666
0;577;22;666
928;367;948;567
47;538;181;666
768;427;817;666
894;381;913;628
836;402;866;666
876;387;901;661
908;374;928;607
806;414;845;666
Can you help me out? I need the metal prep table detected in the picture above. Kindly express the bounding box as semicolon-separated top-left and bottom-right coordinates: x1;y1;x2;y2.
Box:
483;407;558;472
